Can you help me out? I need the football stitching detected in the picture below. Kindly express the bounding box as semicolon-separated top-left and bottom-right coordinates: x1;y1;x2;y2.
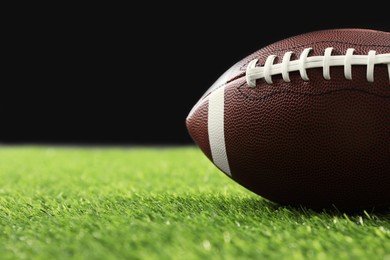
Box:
239;41;390;71
208;40;390;101
245;48;390;86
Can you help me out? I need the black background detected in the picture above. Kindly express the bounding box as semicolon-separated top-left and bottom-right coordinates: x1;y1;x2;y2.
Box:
1;5;389;145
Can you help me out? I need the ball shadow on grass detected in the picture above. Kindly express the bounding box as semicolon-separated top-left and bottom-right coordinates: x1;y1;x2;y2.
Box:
122;192;390;223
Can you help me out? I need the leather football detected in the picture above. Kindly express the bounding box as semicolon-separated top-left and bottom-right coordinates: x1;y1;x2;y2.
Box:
186;28;390;210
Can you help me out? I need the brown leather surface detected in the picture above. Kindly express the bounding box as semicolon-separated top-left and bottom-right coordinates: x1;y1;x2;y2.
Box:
186;29;390;210
186;99;212;161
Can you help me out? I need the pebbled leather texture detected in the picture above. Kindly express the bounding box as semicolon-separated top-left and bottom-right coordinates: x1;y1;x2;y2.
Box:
186;29;390;210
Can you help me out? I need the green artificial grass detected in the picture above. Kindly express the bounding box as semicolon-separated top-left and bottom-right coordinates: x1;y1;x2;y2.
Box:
0;146;389;260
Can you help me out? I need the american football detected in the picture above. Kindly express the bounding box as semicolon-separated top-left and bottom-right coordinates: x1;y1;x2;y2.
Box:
186;28;390;210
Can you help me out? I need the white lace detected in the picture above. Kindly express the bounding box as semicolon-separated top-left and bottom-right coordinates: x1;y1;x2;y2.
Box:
246;48;390;87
